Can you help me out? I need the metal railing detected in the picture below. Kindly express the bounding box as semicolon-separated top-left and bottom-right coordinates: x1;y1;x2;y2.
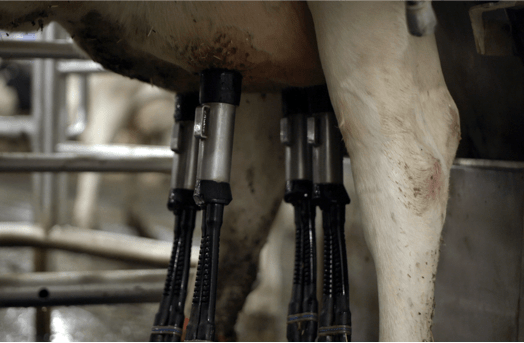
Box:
0;23;180;314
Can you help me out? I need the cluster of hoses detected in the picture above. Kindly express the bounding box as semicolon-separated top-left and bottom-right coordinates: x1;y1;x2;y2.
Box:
316;184;352;342
150;69;241;343
285;180;318;342
282;86;352;342
151;76;351;342
150;190;198;342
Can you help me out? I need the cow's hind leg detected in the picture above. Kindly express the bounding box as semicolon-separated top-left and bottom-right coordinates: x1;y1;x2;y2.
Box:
214;93;285;340
309;2;460;341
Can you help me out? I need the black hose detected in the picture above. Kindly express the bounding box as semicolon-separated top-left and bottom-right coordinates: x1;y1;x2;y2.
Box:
185;208;207;341
287;197;318;342
150;214;185;342
319;212;335;342
287;204;304;342
301;198;318;342
166;208;197;342
331;204;351;342
185;203;224;342
314;183;351;342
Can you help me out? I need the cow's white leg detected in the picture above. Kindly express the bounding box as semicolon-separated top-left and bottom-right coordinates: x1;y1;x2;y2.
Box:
73;74;143;229
214;93;285;340
309;2;460;341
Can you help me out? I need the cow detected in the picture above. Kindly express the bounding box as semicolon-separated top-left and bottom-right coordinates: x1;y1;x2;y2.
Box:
0;2;460;341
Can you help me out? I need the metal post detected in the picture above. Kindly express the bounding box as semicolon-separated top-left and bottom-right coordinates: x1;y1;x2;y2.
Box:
29;27;48;342
33;23;63;342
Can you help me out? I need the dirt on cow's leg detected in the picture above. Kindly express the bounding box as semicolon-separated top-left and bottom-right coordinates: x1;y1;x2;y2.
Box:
309;2;460;341
212;93;285;341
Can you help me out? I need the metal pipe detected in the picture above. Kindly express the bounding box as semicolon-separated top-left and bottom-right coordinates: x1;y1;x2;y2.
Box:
57;60;106;74
452;158;524;170
57;142;172;156
0;222;198;267
54;53;71;225
0;116;35;137
0;269;187;308
39;23;62;229
0;269;167;287
0;151;173;173
34;24;63;341
0;282;163;308
0;40;88;60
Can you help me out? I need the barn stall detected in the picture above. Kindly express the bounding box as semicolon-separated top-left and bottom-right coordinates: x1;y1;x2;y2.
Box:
0;2;523;342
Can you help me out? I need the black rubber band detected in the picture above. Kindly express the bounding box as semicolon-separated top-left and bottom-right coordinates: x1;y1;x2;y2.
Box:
318;325;352;336
286;312;318;324
151;325;183;336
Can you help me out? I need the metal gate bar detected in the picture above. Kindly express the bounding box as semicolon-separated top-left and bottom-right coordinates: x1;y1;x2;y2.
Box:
0;151;173;173
0;223;199;267
0;269;170;308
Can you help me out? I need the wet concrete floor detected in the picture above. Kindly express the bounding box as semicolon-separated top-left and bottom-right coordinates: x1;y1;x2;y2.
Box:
0;172;173;341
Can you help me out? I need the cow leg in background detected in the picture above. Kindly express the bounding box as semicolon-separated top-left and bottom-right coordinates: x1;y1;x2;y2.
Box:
309;2;460;341
214;93;285;341
73;74;174;231
73;74;143;229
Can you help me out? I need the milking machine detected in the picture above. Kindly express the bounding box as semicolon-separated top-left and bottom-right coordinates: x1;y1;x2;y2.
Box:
281;88;318;342
150;92;200;342
185;69;242;342
282;85;352;342
307;85;352;342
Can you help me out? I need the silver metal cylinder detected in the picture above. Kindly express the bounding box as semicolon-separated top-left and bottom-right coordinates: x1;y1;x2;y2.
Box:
281;113;312;182
194;103;236;183
171;120;200;190
308;112;344;184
